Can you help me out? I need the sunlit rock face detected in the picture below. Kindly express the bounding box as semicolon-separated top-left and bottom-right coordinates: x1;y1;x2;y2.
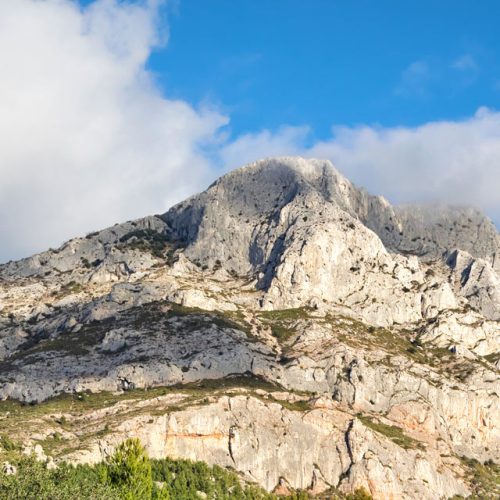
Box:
164;157;499;325
0;157;498;499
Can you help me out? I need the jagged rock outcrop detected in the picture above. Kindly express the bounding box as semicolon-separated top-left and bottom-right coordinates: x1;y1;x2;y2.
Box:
447;249;500;320
0;156;498;499
360;203;500;271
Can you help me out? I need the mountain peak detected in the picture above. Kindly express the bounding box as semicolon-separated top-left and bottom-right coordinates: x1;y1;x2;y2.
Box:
163;156;499;272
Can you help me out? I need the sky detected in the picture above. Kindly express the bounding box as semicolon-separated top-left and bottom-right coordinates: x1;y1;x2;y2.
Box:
0;0;499;262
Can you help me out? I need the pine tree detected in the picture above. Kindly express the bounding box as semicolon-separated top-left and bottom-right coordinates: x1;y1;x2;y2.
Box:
103;438;153;500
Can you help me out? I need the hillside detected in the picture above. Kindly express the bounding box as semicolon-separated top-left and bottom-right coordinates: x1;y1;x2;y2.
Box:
0;157;498;499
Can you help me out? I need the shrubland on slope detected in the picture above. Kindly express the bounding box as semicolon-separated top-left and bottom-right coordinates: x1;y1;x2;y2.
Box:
0;157;498;499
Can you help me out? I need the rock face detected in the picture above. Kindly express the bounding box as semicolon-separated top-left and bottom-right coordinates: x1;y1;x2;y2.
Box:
0;156;499;499
67;395;469;500
164;158;499;273
163;157;499;326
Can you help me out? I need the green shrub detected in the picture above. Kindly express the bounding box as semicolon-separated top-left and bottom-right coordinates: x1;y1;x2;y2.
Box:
119;229;169;258
103;438;153;499
152;457;247;499
346;488;373;500
0;435;19;452
0;456;119;499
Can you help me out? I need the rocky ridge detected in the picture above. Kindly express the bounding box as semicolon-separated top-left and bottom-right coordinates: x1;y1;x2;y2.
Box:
0;157;498;499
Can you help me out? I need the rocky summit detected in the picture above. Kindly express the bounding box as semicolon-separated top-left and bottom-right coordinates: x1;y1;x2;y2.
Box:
0;157;498;499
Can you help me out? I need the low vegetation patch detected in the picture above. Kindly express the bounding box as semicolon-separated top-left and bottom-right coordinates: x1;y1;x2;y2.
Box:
257;307;312;343
167;303;253;336
327;315;430;365
4;317;113;365
118;229;183;263
0;375;279;418
0;435;20;452
0;375;289;439
51;280;85;299
119;229;168;258
484;352;500;365
326;315;493;381
456;456;500;499
357;415;424;450
175;374;282;394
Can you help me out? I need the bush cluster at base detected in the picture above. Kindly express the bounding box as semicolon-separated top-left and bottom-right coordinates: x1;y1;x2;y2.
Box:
0;438;372;499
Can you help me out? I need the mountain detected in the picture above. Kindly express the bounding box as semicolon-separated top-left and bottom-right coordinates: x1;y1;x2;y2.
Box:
0;157;498;499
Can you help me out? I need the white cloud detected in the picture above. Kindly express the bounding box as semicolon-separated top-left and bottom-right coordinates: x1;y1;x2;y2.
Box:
0;0;227;262
220;126;310;170
309;107;500;223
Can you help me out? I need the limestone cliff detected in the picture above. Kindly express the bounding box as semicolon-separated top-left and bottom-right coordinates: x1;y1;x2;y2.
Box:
0;157;498;499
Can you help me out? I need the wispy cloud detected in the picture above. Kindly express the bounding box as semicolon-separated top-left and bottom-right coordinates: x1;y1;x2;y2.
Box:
396;53;482;97
452;54;478;72
452;53;479;87
395;60;432;97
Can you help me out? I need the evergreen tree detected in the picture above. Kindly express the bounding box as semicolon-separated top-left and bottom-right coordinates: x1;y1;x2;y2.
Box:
103;438;153;500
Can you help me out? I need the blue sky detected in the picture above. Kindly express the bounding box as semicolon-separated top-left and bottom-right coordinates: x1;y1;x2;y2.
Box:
145;0;500;140
1;0;499;261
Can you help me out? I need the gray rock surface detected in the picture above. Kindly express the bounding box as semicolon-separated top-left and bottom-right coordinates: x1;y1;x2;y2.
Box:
94;395;469;499
0;156;498;499
163;157;499;325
